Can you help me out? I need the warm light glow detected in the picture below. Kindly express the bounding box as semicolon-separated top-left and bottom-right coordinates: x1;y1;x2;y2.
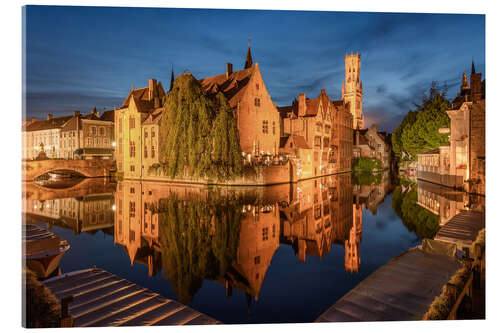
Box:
112;204;116;211
112;141;116;147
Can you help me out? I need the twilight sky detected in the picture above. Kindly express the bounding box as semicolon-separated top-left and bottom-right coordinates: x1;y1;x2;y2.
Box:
24;6;485;132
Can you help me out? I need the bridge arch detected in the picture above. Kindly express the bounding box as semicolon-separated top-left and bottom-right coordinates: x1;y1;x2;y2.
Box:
23;159;115;182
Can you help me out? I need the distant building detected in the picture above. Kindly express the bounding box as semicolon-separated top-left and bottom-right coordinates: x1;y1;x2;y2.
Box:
353;124;392;170
23;114;72;160
60;108;114;160
417;62;485;195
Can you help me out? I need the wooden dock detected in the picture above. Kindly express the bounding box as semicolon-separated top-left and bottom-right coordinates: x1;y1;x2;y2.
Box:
42;268;220;327
435;210;485;248
316;248;461;322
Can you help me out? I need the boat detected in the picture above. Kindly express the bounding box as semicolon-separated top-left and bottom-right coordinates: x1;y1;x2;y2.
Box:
23;224;70;279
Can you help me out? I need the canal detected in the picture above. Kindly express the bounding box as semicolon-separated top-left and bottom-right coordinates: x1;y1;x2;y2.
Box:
23;172;449;324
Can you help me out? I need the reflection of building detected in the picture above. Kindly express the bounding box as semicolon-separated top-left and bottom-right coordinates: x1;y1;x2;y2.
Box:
352;171;392;215
24;193;115;235
418;62;485;195
353;124;392;170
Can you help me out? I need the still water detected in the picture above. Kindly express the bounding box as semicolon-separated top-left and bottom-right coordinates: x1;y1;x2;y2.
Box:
23;172;437;324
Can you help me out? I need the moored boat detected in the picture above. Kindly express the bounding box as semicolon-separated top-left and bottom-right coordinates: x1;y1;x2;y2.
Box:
23;224;70;279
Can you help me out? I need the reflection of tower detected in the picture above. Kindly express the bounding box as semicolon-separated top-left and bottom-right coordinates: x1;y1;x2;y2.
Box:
342;53;364;129
345;194;363;273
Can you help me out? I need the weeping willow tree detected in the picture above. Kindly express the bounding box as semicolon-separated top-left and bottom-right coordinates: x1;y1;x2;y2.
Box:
160;73;243;181
156;192;242;304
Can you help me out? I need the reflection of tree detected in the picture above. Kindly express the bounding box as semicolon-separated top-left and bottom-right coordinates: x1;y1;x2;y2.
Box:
156;194;242;304
392;181;440;238
351;172;381;186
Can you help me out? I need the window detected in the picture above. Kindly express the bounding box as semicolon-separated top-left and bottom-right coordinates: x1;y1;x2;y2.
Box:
129;116;135;129
99;127;105;136
272;224;276;238
87;138;92;147
152;129;155;137
325;125;330;134
130;141;136;157
130;187;135;194
262;120;268;134
129;201;135;218
254;256;260;265
255;98;261;107
144;129;148;138
323;137;329;147
130;165;135;172
144;145;148;158
119;199;122;215
262;227;268;241
92;127;97;135
256;83;259;90
314;136;322;147
316;123;322;132
272;121;276;135
118;140;123;154
129;230;135;241
151;145;155;158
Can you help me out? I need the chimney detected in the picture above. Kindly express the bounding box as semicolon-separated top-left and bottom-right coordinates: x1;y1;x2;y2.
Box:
321;88;326;95
47;114;53;120
31;117;38;124
148;78;157;100
226;63;233;79
298;93;306;116
73;110;80;117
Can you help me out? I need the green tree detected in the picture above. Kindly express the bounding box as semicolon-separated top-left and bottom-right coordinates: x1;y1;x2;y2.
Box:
392;82;451;164
352;157;382;173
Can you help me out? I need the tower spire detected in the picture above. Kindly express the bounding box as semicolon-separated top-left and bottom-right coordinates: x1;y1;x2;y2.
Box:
169;64;175;92
244;36;253;69
471;60;476;74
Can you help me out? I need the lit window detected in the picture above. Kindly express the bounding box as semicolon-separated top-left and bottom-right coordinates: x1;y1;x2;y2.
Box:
255;98;261;107
262;227;268;241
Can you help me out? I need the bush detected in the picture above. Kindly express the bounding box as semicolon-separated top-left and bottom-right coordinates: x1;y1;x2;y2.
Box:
24;269;61;327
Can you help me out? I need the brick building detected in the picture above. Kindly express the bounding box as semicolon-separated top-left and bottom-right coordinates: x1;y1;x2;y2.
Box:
278;89;353;179
200;46;281;158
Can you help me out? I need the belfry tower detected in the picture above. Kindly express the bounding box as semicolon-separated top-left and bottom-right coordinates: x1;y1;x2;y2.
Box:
342;53;364;129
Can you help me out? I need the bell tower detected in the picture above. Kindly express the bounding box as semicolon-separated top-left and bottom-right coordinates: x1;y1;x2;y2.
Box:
342;53;364;129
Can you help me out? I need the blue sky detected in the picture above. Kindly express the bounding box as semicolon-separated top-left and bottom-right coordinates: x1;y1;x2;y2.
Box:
24;6;485;132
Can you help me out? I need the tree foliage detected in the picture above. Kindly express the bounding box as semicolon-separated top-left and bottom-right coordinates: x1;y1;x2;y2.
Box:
392;81;451;162
160;73;243;181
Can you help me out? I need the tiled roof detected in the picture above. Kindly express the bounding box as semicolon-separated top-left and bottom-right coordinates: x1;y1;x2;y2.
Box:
142;108;163;125
121;83;166;112
419;147;440;155
199;67;253;108
100;109;114;122
280;134;311;149
25;115;73;132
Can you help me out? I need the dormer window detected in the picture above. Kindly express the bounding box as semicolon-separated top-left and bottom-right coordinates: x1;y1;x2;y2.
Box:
255;98;261;107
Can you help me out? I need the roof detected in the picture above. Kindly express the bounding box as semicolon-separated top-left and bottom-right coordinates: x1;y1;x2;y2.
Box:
121;81;166;112
25;115;73;132
419;148;441;155
142;108;163;125
100;109;114;122
199;67;253;108
435;210;485;244
279;135;311;149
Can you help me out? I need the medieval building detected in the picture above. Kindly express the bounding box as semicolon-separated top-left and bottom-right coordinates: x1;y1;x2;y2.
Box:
417;62;485;195
353;124;392;170
342;53;364;129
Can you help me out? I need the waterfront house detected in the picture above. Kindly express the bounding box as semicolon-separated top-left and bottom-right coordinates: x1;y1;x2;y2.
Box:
353;124;392;170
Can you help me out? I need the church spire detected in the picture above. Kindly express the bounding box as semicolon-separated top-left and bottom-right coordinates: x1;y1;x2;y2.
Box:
169;64;175;92
244;37;253;69
471;60;476;74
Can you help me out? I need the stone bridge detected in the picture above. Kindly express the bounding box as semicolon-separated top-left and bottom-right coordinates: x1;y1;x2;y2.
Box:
22;159;115;182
